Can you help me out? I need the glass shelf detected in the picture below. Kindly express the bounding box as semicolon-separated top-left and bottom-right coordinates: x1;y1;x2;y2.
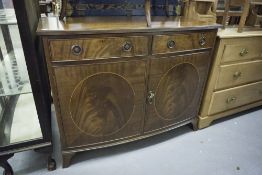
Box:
0;7;32;97
0;50;32;97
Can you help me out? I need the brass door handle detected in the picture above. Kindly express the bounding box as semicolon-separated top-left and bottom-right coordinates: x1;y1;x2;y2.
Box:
123;42;133;52
147;91;155;104
71;45;83;56
233;71;242;79
239;48;249;56
226;96;237;104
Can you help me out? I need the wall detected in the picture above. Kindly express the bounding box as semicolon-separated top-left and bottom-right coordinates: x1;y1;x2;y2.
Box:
0;0;13;8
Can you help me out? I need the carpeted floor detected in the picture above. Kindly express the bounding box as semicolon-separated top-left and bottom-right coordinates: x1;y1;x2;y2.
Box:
1;107;262;175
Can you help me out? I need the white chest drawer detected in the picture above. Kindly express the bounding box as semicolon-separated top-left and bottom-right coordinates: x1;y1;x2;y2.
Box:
221;37;262;63
215;60;262;90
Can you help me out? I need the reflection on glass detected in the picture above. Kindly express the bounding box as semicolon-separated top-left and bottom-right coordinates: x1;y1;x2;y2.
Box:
0;0;42;147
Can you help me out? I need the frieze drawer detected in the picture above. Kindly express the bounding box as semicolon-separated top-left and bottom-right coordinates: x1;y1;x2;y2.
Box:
152;31;216;55
49;36;149;61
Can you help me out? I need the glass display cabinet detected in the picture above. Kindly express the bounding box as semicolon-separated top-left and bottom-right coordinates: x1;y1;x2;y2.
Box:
0;0;55;174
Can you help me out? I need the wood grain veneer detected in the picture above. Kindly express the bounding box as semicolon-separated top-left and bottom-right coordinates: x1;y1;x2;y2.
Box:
152;31;216;55
49;36;149;61
144;52;211;133
37;16;220;35
53;61;146;148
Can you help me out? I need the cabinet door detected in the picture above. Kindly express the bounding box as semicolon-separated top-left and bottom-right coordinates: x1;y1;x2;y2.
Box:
144;52;211;133
53;60;146;148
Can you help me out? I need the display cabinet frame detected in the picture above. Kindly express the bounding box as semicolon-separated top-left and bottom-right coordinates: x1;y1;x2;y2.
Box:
0;0;55;174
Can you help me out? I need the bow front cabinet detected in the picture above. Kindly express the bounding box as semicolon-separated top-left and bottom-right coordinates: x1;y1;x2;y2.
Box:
37;16;220;167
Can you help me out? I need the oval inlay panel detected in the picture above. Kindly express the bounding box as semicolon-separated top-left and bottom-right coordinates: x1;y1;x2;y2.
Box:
155;63;199;120
70;73;135;137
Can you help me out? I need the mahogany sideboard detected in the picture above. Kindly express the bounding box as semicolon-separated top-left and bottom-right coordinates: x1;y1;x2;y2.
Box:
37;16;220;168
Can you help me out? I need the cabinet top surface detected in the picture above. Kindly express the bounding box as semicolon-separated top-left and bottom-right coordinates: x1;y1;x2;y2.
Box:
218;28;262;38
37;16;221;35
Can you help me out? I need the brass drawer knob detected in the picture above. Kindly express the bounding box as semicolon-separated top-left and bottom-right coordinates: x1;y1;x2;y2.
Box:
71;45;83;56
233;71;242;79
226;96;237;104
199;38;206;46
199;33;206;47
239;48;249;56
123;42;133;52
147;91;155;104
167;40;176;49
